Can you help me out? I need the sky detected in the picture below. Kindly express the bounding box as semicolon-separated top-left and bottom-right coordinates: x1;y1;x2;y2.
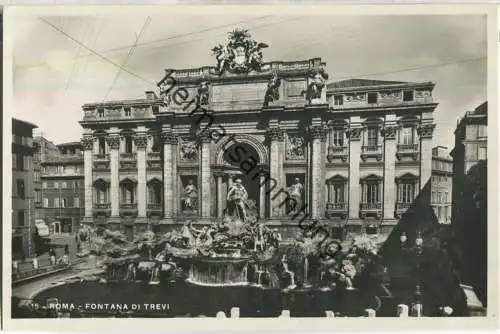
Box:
11;13;487;151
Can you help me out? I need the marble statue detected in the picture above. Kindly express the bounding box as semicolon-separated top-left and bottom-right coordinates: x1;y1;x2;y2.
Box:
226;178;249;221
286;135;305;160
264;72;281;106
197;81;210;106
183;179;198;211
303;67;329;104
286;177;304;215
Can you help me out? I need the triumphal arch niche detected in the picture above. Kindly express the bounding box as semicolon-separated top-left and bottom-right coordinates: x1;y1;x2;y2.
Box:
156;29;330;236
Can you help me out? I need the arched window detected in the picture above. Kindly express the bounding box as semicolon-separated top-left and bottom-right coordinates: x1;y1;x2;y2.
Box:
147;179;162;204
120;178;136;204
93;179;109;204
396;173;419;204
326;175;347;204
360;174;382;204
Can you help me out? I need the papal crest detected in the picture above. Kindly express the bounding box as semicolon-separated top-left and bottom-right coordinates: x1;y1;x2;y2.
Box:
211;29;270;74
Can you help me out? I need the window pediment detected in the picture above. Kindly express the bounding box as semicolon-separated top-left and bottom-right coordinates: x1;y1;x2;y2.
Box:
360;174;382;183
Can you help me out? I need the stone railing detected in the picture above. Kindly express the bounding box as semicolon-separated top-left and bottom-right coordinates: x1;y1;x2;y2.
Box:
147;152;161;160
361;145;383;162
93;153;110;161
327;146;348;162
359;202;383;219
396;144;419;161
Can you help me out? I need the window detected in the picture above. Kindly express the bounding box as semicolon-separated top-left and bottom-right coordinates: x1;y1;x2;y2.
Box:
61;182;67;189
34;172;40;182
478;147;487;160
43;197;49;207
124;108;131;117
400;127;414;145
74;181;79;189
444;192;449;202
121;181;135;204
74;197;80;208
334;95;343;106
23;156;30;170
98;137;106;154
54;197;59;208
403;90;414;102
438;192;442;203
97;109;105;117
125;136;133;154
16;179;25;199
61;198;67;208
17;210;25;227
42;182;47;189
398;182;415;203
35;190;41;202
12;154;17;169
478;125;487;138
53;181;59;189
367;92;378;104
367;127;378;147
333;183;344;203
332;129;344;147
152;134;162;152
16;153;24;170
366;183;379;203
432;191;436;203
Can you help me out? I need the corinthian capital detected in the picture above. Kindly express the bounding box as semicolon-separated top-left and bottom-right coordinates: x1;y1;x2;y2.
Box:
106;135;121;149
161;131;178;145
417;123;436;139
134;134;149;149
267;127;284;142
309;125;328;142
346;127;362;141
81;136;94;151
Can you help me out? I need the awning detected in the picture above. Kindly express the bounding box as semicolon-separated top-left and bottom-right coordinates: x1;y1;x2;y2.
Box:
35;222;50;237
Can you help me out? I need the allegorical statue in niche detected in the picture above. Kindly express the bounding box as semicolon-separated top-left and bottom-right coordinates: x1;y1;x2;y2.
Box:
197;81;210;106
286;177;304;215
303;67;329;104
264;72;281;107
226;178;249;221
183;179;198;211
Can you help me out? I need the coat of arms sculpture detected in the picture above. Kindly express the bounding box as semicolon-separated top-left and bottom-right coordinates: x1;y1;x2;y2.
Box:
211;29;270;74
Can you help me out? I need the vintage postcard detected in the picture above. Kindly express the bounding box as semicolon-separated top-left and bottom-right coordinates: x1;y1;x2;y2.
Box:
2;4;498;332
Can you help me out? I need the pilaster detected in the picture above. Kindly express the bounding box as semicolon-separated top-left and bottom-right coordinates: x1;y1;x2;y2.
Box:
267;126;284;217
382;120;398;219
161;128;177;218
81;136;94;218
309;122;327;219
418;123;435;195
106;134;121;217
199;131;212;218
347;120;362;220
135;132;148;218
214;171;225;218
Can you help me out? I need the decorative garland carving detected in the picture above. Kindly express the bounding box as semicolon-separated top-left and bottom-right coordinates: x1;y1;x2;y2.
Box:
346;128;362;141
382;126;398;139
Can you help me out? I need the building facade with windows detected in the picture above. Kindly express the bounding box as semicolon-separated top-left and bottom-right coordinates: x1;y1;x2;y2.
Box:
79;33;437;241
38;142;84;234
33;136;59;221
12;118;38;258
431;146;453;224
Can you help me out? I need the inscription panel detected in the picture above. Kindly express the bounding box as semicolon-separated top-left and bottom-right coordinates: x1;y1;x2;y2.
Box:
212;83;267;103
285;80;306;97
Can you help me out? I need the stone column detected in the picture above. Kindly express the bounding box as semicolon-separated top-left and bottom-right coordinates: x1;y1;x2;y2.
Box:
199;132;212;218
215;171;224;218
347;126;362;219
107;134;121;217
81;136;94;218
267;127;284;217
418;123;435;197
259;174;266;219
134;133;148;219
309;125;327;219
161;129;177;218
382;124;398;219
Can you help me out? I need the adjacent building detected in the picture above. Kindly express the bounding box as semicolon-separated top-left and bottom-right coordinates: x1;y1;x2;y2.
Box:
431;146;453;224
33;136;59;221
12;118;38;258
79;30;437;241
38;141;84;234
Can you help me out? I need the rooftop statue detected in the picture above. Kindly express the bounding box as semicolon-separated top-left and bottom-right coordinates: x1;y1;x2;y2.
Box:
211;29;270;75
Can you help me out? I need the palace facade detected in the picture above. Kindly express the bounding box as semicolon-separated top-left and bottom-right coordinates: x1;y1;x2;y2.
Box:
80;31;437;241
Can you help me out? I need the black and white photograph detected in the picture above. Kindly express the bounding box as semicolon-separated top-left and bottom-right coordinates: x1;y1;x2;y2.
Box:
3;5;496;330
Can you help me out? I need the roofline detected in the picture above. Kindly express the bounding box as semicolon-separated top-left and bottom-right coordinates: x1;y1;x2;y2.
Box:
327;81;435;94
12;118;38;129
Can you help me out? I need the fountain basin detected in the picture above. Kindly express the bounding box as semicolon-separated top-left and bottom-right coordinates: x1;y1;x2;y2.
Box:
185;257;250;287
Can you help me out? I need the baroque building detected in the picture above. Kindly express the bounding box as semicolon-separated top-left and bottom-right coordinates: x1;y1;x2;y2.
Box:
80;30;437;241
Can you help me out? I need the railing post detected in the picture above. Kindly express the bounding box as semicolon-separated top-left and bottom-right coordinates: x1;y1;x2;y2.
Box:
230;307;240;318
397;304;409;317
365;308;376;317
